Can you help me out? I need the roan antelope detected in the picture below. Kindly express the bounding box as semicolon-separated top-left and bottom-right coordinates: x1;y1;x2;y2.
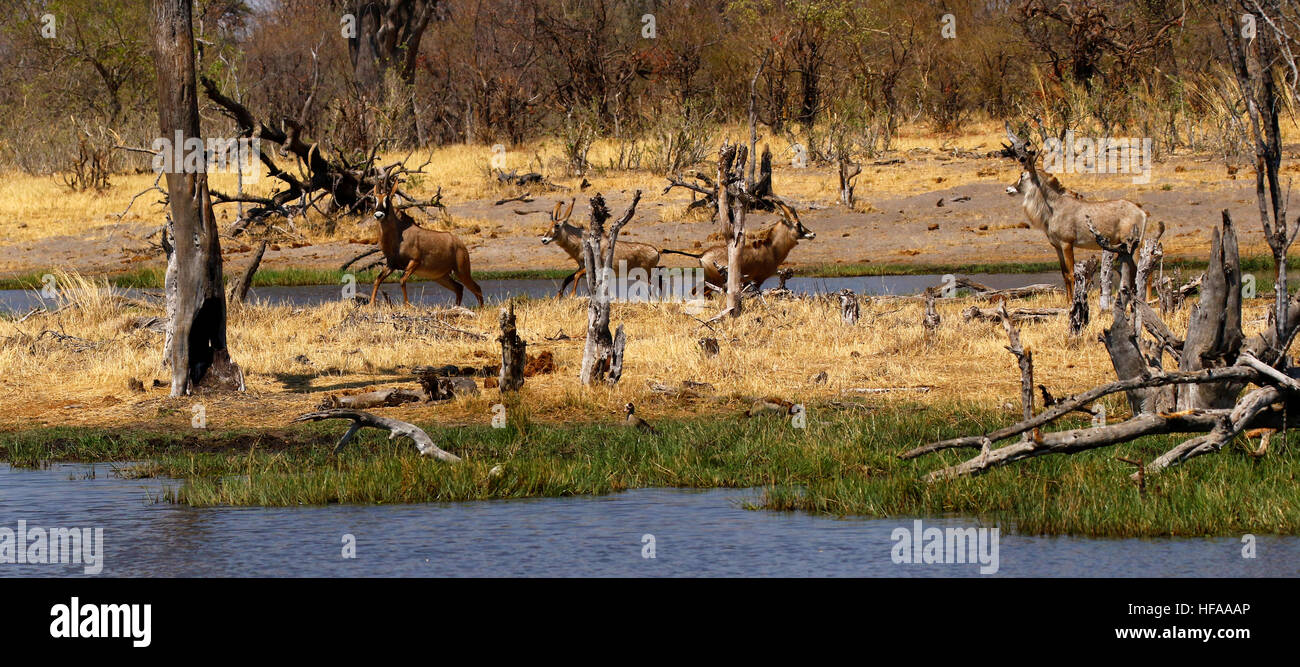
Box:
661;201;815;292
369;183;484;307
1003;124;1163;299
540;199;662;296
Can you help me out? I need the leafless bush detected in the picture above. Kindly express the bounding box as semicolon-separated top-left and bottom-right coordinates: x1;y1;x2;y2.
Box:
651;101;715;174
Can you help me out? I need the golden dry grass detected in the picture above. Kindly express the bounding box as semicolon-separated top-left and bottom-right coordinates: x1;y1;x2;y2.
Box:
0;271;1276;432
1;117;1278;253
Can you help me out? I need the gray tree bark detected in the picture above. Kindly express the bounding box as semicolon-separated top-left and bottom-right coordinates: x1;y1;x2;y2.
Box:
151;0;243;396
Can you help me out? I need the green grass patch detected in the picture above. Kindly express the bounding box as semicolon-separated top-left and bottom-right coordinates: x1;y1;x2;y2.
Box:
3;403;1297;537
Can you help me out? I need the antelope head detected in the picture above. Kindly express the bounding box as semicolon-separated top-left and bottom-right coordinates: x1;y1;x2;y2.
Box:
1006;171;1032;196
776;201;815;240
373;179;401;223
1002;122;1038;172
540;199;575;245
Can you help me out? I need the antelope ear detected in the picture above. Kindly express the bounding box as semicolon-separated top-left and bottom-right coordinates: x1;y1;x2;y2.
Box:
551;201;562;220
562;198;574;220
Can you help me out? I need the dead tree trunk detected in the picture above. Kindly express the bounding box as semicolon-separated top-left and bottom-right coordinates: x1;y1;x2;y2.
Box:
497;301;525;392
1068;258;1096;336
718;143;747;318
1098;250;1114;311
151;0;243;396
838;157;862;207
580;191;641;385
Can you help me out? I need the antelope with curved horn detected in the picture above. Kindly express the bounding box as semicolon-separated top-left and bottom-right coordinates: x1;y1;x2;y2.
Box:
540;198;662;296
1003;123;1163;299
661;201;815;292
369;181;484;306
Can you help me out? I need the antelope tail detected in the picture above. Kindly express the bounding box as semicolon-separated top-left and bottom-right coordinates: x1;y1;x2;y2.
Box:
660;248;705;259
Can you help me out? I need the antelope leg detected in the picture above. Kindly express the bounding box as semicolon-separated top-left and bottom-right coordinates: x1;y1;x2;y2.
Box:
370;267;393;306
399;260;419;305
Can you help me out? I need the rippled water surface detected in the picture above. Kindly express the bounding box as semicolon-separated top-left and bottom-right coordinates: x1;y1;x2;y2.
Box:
2;463;1295;578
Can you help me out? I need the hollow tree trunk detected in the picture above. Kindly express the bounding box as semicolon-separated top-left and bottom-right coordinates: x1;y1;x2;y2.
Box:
1175;213;1242;410
151;0;243;396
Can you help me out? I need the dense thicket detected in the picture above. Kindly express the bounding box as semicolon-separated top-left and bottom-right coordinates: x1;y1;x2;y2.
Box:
0;1;1240;180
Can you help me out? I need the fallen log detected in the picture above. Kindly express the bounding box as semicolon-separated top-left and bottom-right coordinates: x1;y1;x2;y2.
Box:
292;409;460;461
962;306;1064;323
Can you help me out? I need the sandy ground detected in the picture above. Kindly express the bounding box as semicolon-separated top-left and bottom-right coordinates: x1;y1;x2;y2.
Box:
0;153;1275;281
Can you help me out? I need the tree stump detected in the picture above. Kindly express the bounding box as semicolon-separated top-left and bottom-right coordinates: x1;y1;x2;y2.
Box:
498;302;525;392
923;287;941;332
839;289;859;324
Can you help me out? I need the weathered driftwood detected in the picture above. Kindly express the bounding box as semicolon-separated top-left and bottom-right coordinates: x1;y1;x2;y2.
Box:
963;306;1064;323
580;191;640;385
497;302;525;392
322;388;424;409
999;303;1034;442
292;409;460;461
904;211;1300;481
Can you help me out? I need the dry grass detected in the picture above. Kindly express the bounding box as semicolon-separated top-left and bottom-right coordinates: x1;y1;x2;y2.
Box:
0;271;1276;432
1;117;1275;254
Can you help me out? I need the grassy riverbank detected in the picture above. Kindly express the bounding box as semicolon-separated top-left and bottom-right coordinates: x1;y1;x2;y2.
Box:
3;405;1297;537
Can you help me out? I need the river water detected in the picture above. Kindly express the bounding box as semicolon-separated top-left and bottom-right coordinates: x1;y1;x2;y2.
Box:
0;273;1061;313
2;463;1295;578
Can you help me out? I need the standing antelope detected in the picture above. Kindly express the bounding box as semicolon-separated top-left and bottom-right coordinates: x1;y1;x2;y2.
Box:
540;199;663;296
1003;124;1162;299
369;183;484;307
661;201;815;291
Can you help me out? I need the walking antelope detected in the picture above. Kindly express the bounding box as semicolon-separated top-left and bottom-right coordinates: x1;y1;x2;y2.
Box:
369;183;484;306
540;199;662;296
1003;124;1162;299
661;201;815;292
